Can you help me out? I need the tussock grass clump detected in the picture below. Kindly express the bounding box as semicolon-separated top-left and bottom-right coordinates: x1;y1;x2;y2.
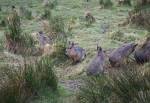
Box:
36;56;58;90
0;35;67;102
99;0;113;8
5;9;35;55
50;33;68;63
78;63;150;103
0;64;32;103
0;56;58;103
111;64;150;103
6;9;21;41
77;75;111;103
127;0;150;30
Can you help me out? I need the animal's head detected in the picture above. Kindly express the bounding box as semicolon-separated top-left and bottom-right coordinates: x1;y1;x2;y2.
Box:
142;37;150;48
67;41;75;49
134;37;150;64
97;45;104;56
123;43;138;53
131;43;138;52
65;41;76;56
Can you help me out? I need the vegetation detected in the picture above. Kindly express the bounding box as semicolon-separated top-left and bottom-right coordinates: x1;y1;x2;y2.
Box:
0;56;58;103
99;0;113;8
118;0;131;6
19;6;32;20
111;64;150;103
5;9;35;54
78;75;111;103
0;0;150;103
6;9;22;41
78;63;150;103
42;7;52;19
109;30;137;42
49;16;65;33
128;0;150;30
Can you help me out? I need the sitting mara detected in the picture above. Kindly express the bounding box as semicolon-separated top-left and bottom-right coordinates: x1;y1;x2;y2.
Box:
86;46;105;76
65;41;86;63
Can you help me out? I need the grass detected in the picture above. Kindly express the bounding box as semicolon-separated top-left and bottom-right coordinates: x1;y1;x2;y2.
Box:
30;85;73;103
0;56;58;103
0;0;149;103
78;63;150;103
77;75;111;103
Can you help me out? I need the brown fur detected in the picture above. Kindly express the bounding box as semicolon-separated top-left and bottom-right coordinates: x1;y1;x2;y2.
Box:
85;11;95;23
134;37;150;64
66;42;86;63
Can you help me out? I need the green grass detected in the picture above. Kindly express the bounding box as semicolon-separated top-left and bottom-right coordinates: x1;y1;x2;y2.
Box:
0;0;149;103
30;85;73;103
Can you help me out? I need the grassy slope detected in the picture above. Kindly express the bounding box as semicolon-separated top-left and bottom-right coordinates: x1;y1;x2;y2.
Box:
0;0;149;103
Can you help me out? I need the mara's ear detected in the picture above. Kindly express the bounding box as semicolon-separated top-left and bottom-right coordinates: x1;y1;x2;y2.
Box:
97;45;102;51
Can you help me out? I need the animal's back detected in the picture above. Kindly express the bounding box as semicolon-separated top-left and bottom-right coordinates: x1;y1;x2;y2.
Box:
87;56;104;75
109;43;133;60
74;47;86;61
